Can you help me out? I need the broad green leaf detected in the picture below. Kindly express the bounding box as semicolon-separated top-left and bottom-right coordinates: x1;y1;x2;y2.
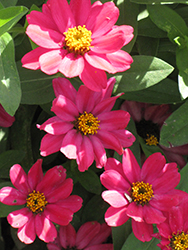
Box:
160;100;188;147
120;78;182;104
137;36;159;56
0;0;17;7
114;55;174;93
0;150;25;178
147;5;188;43
0;32;21;116
121;232;160;250
178;72;188;99
17;62;55;105
0;127;8;154
17;0;44;8
131;0;188;4
0;6;28;37
176;162;188;192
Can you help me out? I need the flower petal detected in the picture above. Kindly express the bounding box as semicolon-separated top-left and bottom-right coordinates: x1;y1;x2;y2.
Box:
10;164;29;194
70;0;91;26
126;202;144;222
28;159;43;191
143;205;166;224
56;195;83;213
59;223;76;248
102;190;128;208
150;192;180;211
88;223;111;246
132;220;153;242
112;25;134;46
17;217;36;244
113;130;136;148
0;187;26;205
7;208;32;228
35;213;57;242
104;206;129;227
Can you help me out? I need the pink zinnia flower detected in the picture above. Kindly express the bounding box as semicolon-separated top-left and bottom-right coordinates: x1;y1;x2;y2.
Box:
37;77;135;172
121;100;188;168
100;148;182;242
21;0;133;91
0;159;83;244
47;221;113;250
154;198;188;250
0;104;15;127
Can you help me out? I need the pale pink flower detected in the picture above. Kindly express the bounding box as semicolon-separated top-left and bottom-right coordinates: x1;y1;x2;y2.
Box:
0;159;83;244
37;77;135;172
47;221;113;250
100;148;183;242
0;104;15;127
121;100;188;168
21;0;133;91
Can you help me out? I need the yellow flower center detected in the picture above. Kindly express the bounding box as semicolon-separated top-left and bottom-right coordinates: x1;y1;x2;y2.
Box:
145;134;159;146
26;190;48;213
170;232;188;250
64;25;92;55
74;111;100;135
131;181;154;205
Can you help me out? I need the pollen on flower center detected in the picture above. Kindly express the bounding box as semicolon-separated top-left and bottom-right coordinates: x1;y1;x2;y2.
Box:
145;134;159;146
26;190;48;213
64;25;92;55
170;231;188;250
74;111;100;135
131;181;154;205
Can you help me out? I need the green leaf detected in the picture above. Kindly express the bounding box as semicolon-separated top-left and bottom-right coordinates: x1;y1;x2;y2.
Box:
121;232;160;250
0;6;28;37
137;36;159;56
114;55;174;93
0;127;8;154
120;78;182;104
160;100;188;147
0;0;18;7
0;150;25;178
0;32;21;116
178;72;188;99
147;5;188;43
131;0;188;4
176;162;188;192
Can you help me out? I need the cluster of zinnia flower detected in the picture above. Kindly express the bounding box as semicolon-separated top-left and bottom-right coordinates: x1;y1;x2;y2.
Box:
0;0;188;249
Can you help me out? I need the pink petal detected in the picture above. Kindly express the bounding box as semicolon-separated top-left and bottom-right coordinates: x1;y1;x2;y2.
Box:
88;223;111;246
141;153;166;183
122;148;141;183
43;204;73;225
7;208;32;228
102;190;128;208
53;77;77;101
113;130;136;148
17;217;36;244
132;220;153;242
28;159;43;191
0;104;15;127
47;243;61;250
80;61;107;91
76;221;100;249
35;214;57;242
51;95;79;121
77;136;94;172
10;164;29;194
143;205;166;224
21;47;49;70
47;178;73;203
169;206;184;234
26;25;63;48
85;52;116;73
85;244;113;250
126;202;144;222
96;130;123;155
59;224;76;248
61;130;82;159
39;49;65;75
104;158;125;176
37;165;67;195
56;195;83;213
89;135;107;167
150;193;180;212
70;0;91;26
98;110;130;130
40;134;64;156
0;187;26;205
101;77;116;100
59;53;84;77
49;0;75;33
104;206;129;227
106;50;133;72
86;2;119;38
100;169;130;192
121;100;143;122
112;25;134;46
157;221;172;238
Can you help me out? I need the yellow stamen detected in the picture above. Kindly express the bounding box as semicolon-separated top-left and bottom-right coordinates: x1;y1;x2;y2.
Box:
170;231;188;250
75;111;100;135
145;134;159;146
64;25;92;55
131;181;154;205
26;190;48;213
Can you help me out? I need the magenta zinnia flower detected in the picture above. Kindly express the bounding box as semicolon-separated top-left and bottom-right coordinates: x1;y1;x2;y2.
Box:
154;198;188;250
0;159;83;244
47;221;113;250
121;100;188;168
0;104;15;127
21;0;133;91
37;77;135;172
100;148;182;242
